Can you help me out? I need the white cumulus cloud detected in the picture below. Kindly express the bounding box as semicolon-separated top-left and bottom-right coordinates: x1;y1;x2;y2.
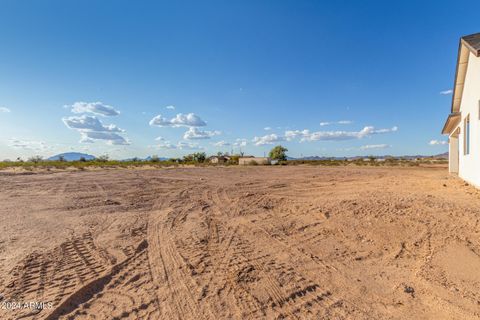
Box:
63;115;124;132
165;105;175;110
62;115;129;145
149;113;207;127
68;101;120;116
285;126;398;142
252;134;285;146
79;131;130;145
183;127;221;140
233;139;248;147
285;129;310;141
264;127;272;131
0;107;11;113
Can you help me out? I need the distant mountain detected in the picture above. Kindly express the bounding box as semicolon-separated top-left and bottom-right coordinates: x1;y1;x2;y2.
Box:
144;156;169;161
433;152;448;159
121;156;169;162
289;152;449;161
293;156;347;161
48;152;96;161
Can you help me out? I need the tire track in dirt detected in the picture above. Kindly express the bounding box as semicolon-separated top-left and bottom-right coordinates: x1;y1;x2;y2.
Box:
44;239;159;320
147;209;214;319
3;167;479;319
203;180;379;318
0;233;108;320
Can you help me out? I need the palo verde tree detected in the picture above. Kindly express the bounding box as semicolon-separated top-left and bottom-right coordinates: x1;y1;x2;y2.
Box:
269;145;288;161
183;152;206;163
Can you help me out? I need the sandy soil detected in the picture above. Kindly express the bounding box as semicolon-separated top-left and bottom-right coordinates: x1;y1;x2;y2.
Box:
1;166;480;319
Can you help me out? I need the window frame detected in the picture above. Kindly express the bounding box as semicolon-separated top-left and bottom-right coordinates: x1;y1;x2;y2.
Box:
464;114;470;155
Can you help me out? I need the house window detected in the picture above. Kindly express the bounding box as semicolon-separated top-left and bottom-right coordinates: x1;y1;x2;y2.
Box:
464;115;470;155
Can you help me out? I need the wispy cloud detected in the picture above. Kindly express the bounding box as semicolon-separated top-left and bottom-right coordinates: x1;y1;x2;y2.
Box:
320;120;353;126
151;141;204;150
62;115;130;145
177;142;204;150
155;136;165;141
429;140;448;145
79;131;130;145
285;126;398;142
360;144;390;150
165;105;175;110
0;107;11;113
8;139;50;151
439;89;453;95
264;127;272;131
67;101;120;117
150;141;177;149
183;127;221;140
149;113;206;127
213;140;231;147
252;134;285;146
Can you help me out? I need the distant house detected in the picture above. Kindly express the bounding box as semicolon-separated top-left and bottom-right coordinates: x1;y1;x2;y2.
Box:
238;156;270;165
208;155;230;164
442;33;480;187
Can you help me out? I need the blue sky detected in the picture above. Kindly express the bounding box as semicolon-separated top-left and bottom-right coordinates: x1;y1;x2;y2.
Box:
1;0;479;159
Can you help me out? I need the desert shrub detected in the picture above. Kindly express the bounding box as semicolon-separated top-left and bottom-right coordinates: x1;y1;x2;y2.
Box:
193;152;206;163
97;155;109;162
150;155;160;162
28;155;43;163
183;152;206;164
248;160;258;166
227;155;239;165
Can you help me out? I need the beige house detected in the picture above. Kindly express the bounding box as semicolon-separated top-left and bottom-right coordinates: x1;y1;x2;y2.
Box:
238;156;270;165
442;33;480;187
208;155;230;164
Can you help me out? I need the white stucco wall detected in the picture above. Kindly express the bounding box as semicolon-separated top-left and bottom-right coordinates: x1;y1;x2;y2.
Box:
457;52;480;187
448;136;458;173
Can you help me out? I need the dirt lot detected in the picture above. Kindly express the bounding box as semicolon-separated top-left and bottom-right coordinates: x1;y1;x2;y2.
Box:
1;166;480;319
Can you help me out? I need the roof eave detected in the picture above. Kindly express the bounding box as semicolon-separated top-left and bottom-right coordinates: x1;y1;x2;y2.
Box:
450;34;480;114
461;34;480;57
442;112;461;135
